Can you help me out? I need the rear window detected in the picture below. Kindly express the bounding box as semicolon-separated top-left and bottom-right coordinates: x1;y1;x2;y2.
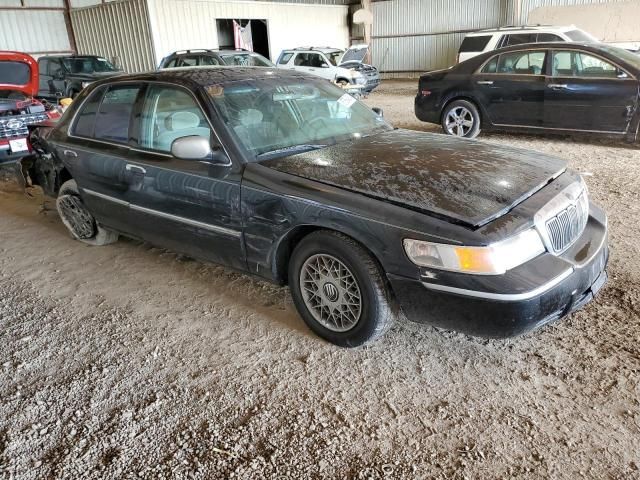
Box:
459;35;492;53
565;30;594;42
0;61;30;85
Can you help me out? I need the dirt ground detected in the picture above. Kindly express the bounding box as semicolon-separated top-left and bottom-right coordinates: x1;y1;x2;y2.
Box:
1;80;639;480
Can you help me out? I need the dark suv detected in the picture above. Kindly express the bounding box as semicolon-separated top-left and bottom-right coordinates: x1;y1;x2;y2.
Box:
158;49;274;69
37;55;123;100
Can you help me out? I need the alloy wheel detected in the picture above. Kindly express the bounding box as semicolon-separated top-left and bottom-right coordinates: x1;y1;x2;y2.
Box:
445;106;475;136
299;254;362;332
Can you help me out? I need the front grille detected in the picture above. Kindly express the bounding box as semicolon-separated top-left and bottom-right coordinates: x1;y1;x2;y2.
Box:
0;113;49;140
545;192;589;253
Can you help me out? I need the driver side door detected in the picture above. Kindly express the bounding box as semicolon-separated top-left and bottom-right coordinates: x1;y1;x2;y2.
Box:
125;83;246;269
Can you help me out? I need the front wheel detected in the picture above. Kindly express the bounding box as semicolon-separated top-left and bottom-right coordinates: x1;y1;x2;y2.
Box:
56;179;118;246
441;99;481;138
288;231;395;347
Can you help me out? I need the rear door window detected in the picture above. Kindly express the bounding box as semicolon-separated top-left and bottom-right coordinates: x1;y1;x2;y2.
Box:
94;86;140;143
537;33;564;42
71;86;105;138
458;35;492;53
504;34;537;47
496;51;546;75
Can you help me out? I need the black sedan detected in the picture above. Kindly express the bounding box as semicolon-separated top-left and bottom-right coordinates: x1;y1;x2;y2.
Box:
23;68;608;347
415;42;640;141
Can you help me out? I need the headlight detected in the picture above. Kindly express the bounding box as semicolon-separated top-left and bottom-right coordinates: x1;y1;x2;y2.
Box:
81;81;92;89
354;77;366;85
403;228;545;275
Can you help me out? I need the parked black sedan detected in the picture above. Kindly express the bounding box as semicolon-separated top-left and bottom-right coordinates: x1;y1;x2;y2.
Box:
415;42;640;141
23;68;608;347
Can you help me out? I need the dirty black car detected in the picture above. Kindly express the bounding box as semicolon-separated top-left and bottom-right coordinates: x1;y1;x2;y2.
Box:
24;67;608;347
415;42;640;141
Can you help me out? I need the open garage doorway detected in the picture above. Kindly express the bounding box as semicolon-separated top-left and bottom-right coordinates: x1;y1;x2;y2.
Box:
216;19;271;60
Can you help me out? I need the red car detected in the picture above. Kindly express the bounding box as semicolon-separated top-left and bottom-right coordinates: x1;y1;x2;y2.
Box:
1;51;60;165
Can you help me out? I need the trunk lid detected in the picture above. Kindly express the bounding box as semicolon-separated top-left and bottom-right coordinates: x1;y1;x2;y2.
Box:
0;51;39;97
260;130;566;228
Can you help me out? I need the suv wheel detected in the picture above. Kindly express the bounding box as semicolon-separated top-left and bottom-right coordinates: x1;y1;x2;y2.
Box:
288;231;395;347
56;180;118;246
442;99;481;138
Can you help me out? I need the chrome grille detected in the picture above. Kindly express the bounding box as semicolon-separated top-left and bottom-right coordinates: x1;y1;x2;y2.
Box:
0;113;49;140
545;192;589;253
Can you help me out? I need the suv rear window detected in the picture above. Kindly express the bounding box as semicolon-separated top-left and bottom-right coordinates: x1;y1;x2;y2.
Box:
459;35;492;53
0;61;30;85
565;30;593;42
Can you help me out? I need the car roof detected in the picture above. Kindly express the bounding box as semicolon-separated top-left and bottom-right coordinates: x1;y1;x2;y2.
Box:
168;49;253;56
467;25;578;36
287;47;342;53
90;66;313;89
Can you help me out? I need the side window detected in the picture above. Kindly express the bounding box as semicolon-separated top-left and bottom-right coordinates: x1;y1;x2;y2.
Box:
138;85;211;153
165;58;178;68
504;34;537;46
293;53;324;67
459;35;492;53
39;59;49;76
71;86;105;138
199;55;220;66
481;56;498;73
278;52;294;65
537;33;563;42
551;51;621;78
48;59;62;76
179;55;199;67
94;86;140;143
497;51;546;75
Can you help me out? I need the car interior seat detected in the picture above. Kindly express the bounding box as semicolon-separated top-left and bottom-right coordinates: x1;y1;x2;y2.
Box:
155;111;210;152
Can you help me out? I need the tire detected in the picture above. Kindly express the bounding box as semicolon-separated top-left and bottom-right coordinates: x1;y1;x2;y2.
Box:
288;230;395;347
441;99;481;139
56;179;118;246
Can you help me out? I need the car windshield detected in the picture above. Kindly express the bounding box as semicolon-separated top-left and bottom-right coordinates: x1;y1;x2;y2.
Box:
565;29;597;42
207;77;392;160
326;51;343;66
219;53;274;67
62;57;119;74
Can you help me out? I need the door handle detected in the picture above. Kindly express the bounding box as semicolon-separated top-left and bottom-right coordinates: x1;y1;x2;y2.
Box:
63;149;77;158
548;83;568;89
125;164;146;174
476;80;494;85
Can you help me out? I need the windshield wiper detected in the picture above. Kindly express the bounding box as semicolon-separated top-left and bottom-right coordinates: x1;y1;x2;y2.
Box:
256;144;326;160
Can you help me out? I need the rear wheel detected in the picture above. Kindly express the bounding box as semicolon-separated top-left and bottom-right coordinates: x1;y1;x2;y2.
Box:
442;99;481;138
288;231;395;347
56;179;118;246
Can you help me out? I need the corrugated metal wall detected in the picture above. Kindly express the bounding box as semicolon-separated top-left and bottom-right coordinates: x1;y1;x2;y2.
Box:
371;0;508;78
0;0;72;56
70;0;156;72
147;0;350;64
512;0;632;24
372;0;638;78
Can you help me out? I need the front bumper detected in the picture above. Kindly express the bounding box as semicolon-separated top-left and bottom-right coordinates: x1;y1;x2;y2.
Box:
388;206;609;338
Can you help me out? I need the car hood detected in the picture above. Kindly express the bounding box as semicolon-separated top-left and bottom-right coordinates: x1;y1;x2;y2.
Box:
339;44;368;65
259;129;566;227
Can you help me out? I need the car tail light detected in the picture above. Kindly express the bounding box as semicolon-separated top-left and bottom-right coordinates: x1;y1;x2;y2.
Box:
456;53;460;64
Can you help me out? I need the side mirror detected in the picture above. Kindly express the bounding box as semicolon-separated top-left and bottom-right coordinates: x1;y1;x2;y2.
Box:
372;107;384;118
171;136;230;166
321;62;330;68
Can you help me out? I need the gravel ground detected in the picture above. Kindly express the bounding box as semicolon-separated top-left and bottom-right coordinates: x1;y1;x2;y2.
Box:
1;80;639;479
